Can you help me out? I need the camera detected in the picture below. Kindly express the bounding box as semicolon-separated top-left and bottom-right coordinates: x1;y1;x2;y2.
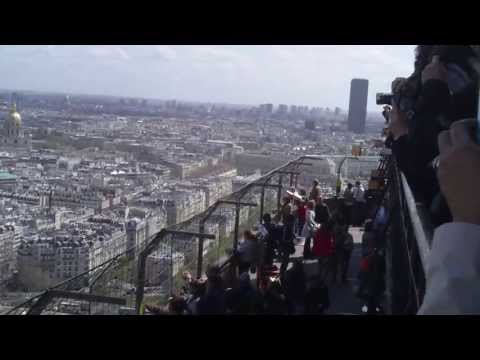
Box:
376;91;417;121
376;93;393;106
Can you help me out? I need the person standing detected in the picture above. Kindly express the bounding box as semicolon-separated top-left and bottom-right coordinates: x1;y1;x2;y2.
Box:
302;200;318;259
305;276;330;314
314;197;331;225
332;216;348;283
279;207;296;282
352;181;366;226
309;179;322;203
236;230;260;275
197;266;227;315
295;197;307;236
279;196;293;224
283;260;307;314
343;183;354;226
340;229;354;283
312;221;335;281
260;213;280;267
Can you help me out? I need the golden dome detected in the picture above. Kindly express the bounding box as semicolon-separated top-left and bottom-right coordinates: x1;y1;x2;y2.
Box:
8;103;22;128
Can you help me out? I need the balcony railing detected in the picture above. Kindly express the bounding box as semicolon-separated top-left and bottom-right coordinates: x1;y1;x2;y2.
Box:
379;155;433;314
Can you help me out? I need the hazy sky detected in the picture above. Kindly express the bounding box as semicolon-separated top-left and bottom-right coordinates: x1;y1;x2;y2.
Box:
0;45;415;111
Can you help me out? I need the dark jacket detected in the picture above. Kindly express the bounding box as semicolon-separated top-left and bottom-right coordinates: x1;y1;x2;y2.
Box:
393;78;476;209
283;266;306;303
314;203;331;224
279;214;296;255
197;287;226;315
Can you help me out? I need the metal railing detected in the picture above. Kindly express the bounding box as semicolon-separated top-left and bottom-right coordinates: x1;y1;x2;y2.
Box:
380;157;433;314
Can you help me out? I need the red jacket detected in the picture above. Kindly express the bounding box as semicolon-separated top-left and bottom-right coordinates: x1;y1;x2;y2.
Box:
297;204;306;221
312;228;335;257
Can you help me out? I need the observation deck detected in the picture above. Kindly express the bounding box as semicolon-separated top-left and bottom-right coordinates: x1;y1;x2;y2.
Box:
2;153;431;315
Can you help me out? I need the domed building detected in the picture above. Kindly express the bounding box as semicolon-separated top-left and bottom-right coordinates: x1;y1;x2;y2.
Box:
1;103;31;152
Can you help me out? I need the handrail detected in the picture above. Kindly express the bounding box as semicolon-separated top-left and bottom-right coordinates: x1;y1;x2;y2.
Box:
377;156;434;314
400;172;433;272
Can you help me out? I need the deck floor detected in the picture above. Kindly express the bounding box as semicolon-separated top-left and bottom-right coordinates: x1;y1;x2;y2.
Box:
274;227;365;315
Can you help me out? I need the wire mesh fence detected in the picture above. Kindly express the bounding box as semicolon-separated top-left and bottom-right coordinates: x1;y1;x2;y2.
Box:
5;240;145;315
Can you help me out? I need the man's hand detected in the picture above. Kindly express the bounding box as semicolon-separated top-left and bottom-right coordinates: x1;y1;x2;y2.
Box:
438;119;480;225
387;103;409;140
422;55;448;84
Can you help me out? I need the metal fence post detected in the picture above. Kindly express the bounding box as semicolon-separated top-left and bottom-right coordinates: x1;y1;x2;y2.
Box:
259;186;265;224
276;174;283;214
197;221;205;279
233;201;241;251
135;250;147;315
170;235;174;296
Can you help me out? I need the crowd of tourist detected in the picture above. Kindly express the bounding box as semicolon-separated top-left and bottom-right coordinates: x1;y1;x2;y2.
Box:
145;177;383;315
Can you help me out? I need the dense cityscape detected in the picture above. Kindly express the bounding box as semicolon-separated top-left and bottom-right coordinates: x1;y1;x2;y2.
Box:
0;80;382;313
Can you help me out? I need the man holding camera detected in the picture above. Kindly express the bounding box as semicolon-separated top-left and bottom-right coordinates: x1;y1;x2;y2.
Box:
380;45;480;313
383;47;477;226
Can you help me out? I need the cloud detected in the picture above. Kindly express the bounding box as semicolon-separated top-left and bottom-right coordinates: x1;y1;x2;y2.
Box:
153;46;177;61
86;46;131;61
0;45;415;110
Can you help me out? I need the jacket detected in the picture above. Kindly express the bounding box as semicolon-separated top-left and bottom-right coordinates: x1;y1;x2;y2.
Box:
309;185;321;201
302;209;317;238
401;78;476;207
418;222;480;314
312;227;335;258
237;239;259;264
314;203;331;224
343;189;354;206
297;204;307;221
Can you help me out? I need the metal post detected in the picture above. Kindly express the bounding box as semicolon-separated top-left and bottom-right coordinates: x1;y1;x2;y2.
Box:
259;186;265;224
276;174;283;215
170;235;174;297
336;156;348;198
233;202;241;251
135;251;147;314
197;221;205;279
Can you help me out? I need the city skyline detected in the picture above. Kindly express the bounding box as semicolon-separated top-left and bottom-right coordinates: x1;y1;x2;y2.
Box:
0;45;415;111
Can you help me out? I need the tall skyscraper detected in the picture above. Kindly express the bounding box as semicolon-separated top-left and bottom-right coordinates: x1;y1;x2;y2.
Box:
347;79;369;133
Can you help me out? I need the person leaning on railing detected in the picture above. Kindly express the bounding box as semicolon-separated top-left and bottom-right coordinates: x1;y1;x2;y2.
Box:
419;119;480;314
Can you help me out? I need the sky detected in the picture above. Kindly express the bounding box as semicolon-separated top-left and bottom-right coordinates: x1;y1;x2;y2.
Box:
0;45;416;111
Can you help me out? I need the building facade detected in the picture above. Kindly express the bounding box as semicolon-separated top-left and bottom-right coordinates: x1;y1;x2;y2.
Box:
0;225;16;283
0;103;32;152
347;79;369;134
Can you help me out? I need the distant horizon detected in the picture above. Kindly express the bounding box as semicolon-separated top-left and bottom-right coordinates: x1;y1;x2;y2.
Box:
0;45;415;112
0;86;386;116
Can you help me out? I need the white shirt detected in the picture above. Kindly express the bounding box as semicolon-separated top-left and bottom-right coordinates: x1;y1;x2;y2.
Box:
353;186;365;203
301;209;318;238
418;222;480;315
